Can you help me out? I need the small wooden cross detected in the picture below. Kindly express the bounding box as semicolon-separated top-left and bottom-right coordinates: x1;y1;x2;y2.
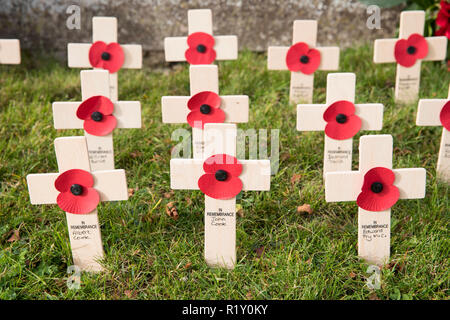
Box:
68;17;142;101
162;65;248;159
0;39;20;64
26;136;129;271
170;123;271;269
297;73;384;175
164;9;238;64
52;70;141;171
373;10;448;103
267;20;340;104
325;135;426;265
416;83;450;183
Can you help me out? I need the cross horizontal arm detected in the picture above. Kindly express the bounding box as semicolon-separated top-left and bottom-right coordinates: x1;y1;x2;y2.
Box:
27;169;128;205
68;43;142;69
267;46;340;71
164;36;238;62
416;99;447;126
52;101;141;129
170;159;271;191
297;104;383;131
0;39;20;64
161;96;249;123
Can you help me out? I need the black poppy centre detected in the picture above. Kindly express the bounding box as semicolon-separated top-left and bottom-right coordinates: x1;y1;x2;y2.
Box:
200;104;211;114
407;46;416;55
196;44;207;53
215;170;228;181
335;113;347;124
300;55;310;64
91;111;103;122
101;52;111;61
70;184;84;196
370;182;383;194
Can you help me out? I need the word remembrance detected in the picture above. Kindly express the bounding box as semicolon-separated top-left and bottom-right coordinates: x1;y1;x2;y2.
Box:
16;5;445;280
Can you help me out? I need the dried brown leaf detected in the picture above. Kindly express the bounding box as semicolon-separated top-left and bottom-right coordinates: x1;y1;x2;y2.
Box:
166;202;179;220
297;204;313;214
290;173;302;185
7;230;20;242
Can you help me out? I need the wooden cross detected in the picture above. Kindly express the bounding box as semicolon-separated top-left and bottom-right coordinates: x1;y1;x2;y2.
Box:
26;136;129;271
0;39;20;64
52;70;141;171
170;123;271;269
416;83;450;183
297;73;384;175
373;10;448;103
325;135;426;265
162;65;248;159
267;20;340;104
68;17;142;101
164;9;238;63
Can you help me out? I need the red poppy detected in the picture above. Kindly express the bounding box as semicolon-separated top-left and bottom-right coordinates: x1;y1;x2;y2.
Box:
394;33;429;67
55;169;100;214
435;1;450;39
356;167;400;212
323;100;362;140
198;154;243;200
187;91;225;129
185;32;216;65
88;41;124;73
285;42;321;74
76;95;117;136
440;100;450;131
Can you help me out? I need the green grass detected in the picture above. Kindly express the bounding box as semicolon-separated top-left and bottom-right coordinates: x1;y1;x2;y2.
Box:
0;45;448;300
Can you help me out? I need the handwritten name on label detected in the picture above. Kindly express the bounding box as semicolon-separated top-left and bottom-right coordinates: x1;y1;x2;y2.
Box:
327;149;351;164
70;221;97;241
361;220;389;242
291;85;312;102
206;208;234;227
88;147;112;165
398;76;419;91
445;143;450;159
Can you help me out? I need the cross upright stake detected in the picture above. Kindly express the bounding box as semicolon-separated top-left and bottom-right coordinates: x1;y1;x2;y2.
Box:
52;70;141;171
373;10;448;103
0;39;20;64
416;83;450;183
164;9;238;64
26;136;129;271
170;123;271;269
68;17;142;101
267;20;340;104
297;73;384;175
325;135;426;265
162;65;249;159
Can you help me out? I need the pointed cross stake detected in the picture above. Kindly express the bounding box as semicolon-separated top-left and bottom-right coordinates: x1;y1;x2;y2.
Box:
170;123;271;269
162;65;248;159
52;70;141;171
0;39;20;64
164;9;238;63
373;10;447;103
26;136;128;271
325;135;426;265
416;83;450;183
68;17;142;101
267;20;340;104
297;73;384;175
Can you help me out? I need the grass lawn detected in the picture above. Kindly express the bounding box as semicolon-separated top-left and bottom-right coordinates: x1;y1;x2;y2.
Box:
0;45;448;300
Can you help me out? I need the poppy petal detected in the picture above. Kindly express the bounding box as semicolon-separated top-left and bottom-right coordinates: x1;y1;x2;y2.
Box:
299;49;321;75
185;32;216;65
440;101;450;131
324;114;362;140
88;41;107;68
323;100;356;121
203;154;243;176
407;33;428;59
76;96;114;120
394;39;418;67
55;169;94;192
198;174;243;200
103;43;125;73
83;115;117;136
286;42;312;72
187;108;226;129
56;188;100;214
188;91;221;111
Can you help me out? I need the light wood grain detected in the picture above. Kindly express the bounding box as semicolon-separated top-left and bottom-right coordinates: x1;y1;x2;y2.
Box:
0;39;20;64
